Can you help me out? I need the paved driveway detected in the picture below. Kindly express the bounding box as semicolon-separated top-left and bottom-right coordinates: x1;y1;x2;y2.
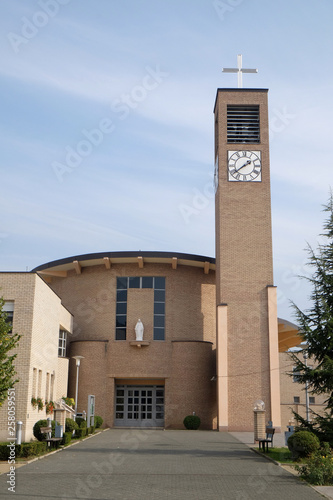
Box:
0;429;325;499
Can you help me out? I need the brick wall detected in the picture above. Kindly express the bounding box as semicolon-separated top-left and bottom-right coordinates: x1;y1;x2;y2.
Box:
0;273;73;441
279;351;327;430
215;90;275;430
49;262;217;428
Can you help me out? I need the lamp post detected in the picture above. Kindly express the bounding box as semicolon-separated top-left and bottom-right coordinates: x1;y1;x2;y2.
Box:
72;356;84;420
296;344;310;422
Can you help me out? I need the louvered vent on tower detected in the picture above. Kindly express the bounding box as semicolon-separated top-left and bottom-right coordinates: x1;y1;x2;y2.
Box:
227;105;260;143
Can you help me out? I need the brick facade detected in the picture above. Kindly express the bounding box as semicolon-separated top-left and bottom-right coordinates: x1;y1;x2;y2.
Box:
0;273;73;441
1;89;318;437
46;261;217;429
279;351;326;430
214;89;278;431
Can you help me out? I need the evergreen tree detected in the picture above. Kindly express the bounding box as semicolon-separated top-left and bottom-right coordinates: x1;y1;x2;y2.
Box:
0;297;21;406
290;193;333;418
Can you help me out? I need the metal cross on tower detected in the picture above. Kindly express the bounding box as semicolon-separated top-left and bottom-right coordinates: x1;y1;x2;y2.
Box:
222;54;258;88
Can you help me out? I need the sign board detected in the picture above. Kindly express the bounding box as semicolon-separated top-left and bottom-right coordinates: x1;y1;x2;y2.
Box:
87;395;95;427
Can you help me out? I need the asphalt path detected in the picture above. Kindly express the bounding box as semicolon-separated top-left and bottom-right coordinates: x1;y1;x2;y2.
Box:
0;429;326;500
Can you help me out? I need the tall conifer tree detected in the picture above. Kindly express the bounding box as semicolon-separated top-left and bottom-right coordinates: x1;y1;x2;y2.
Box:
291;193;333;415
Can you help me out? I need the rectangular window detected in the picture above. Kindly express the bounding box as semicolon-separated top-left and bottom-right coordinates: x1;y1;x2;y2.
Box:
293;396;300;404
293;366;300;383
309;397;315;405
115;277;166;341
142;277;153;288
45;372;50;402
58;330;67;357
153;277;165;341
129;277;140;288
227;105;260;143
50;373;54;401
3;301;14;333
32;368;37;398
38;370;42;398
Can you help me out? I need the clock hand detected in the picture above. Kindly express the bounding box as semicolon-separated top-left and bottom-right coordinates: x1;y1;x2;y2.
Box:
235;159;251;172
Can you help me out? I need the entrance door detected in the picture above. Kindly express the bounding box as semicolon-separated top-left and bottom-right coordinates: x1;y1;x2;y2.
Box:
115;385;164;428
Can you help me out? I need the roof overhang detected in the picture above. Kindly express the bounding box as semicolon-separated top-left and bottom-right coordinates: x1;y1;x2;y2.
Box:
32;251;216;279
278;317;301;352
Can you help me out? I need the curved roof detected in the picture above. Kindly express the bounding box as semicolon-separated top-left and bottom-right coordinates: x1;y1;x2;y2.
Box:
278;317;300;352
32;251;216;276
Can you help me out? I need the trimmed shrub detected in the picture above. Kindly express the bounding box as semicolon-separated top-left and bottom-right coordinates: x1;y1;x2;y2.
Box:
76;417;87;428
76;427;87;438
19;442;48;458
94;416;103;428
33;419;56;442
0;442;47;460
183;415;201;430
65;418;79;434
87;426;96;435
62;432;72;445
288;430;320;460
296;442;333;485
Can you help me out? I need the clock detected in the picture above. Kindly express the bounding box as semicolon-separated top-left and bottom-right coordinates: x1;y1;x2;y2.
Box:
228;151;261;182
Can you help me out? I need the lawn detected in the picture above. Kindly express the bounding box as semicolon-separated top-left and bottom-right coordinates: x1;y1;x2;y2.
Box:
257;447;294;463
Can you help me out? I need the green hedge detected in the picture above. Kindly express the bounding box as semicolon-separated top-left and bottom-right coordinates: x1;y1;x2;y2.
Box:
76;427;87;438
0;441;48;460
94;416;103;428
87;426;95;435
61;432;72;445
76;417;87;428
65;418;79;433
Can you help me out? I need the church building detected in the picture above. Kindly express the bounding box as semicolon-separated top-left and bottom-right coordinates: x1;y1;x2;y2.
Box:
1;83;316;439
30;86;301;432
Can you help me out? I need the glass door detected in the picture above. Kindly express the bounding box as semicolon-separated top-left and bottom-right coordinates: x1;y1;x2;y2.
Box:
115;385;164;427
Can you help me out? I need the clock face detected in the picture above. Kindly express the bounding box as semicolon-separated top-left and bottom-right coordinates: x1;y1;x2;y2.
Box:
228;151;261;182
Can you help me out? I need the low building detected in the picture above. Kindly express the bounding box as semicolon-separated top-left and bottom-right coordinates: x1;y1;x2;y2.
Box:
32;251;320;433
0;273;73;442
279;351;327;429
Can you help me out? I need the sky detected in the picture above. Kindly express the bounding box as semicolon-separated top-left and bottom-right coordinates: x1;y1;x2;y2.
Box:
0;0;332;322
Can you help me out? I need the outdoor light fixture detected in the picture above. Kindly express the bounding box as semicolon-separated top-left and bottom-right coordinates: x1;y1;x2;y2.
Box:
72;355;84;420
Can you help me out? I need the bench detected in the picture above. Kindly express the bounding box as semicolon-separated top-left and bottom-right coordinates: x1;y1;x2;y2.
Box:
40;426;62;449
258;427;275;452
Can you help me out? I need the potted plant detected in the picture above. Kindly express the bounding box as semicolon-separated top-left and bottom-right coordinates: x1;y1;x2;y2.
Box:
62;396;75;408
31;397;37;409
45;401;55;415
36;397;44;411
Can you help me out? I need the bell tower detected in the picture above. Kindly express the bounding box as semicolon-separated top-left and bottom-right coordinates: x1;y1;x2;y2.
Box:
214;85;281;431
